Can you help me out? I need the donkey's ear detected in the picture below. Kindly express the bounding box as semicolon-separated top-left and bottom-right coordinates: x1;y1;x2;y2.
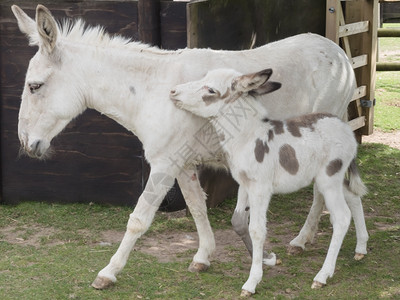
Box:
36;5;58;54
232;69;281;96
11;5;39;46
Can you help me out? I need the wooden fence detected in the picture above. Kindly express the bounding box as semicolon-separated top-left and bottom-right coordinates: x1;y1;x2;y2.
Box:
0;0;187;210
1;0;384;208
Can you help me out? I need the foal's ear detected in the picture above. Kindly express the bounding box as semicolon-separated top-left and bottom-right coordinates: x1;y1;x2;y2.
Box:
36;5;58;54
11;5;39;46
232;69;282;96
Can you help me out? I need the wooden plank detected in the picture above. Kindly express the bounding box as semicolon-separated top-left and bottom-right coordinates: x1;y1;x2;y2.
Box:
339;21;369;37
160;0;187;50
138;0;161;46
326;0;341;43
378;28;400;37
361;0;378;136
339;5;353;57
348;116;366;131
376;62;400;71
351;85;367;101
351;54;368;69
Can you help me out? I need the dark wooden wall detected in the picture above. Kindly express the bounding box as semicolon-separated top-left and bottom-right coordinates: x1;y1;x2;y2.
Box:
0;0;187;210
381;2;400;23
1;0;328;209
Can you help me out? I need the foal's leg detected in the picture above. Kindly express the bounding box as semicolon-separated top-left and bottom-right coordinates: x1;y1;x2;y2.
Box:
92;167;176;289
241;188;271;297
176;170;215;272
312;185;351;288
231;185;276;266
289;183;324;253
343;187;369;260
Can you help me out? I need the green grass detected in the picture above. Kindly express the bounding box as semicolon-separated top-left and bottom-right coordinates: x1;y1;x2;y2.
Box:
375;23;400;132
1;143;399;299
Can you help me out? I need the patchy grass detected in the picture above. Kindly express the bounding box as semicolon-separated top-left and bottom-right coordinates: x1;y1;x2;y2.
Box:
1;143;399;299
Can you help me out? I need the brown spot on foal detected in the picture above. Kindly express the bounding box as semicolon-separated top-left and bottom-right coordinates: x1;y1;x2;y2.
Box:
270;120;284;135
279;144;299;175
286;113;334;137
254;138;269;163
326;159;343;176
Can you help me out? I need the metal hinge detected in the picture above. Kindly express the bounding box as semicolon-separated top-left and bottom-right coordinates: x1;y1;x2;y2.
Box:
360;98;376;108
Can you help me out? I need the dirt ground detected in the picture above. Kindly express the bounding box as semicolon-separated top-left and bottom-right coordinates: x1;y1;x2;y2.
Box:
362;129;400;150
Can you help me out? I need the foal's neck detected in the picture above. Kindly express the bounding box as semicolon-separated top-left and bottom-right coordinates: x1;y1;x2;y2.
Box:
210;97;267;150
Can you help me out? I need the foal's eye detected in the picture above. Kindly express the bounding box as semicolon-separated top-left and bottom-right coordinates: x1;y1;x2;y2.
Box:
28;83;43;94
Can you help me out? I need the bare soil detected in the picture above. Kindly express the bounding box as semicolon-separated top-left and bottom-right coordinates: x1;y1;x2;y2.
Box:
363;129;400;150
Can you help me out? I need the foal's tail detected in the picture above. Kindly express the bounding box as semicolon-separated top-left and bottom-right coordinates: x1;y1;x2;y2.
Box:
347;159;368;197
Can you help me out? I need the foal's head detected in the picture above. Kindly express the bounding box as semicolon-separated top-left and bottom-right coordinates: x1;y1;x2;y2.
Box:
12;5;86;159
170;68;281;119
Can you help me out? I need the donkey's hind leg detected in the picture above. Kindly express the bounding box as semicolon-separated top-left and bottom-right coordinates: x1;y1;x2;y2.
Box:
177;170;216;272
289;183;324;254
231;185;277;266
343;186;368;260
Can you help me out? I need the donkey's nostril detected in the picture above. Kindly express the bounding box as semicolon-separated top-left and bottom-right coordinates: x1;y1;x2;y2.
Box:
30;140;42;154
170;90;176;95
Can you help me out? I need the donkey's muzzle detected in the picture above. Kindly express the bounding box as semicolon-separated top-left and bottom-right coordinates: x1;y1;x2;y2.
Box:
23;139;49;159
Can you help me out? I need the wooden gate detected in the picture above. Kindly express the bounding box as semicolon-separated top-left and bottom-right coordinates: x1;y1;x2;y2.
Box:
325;0;400;139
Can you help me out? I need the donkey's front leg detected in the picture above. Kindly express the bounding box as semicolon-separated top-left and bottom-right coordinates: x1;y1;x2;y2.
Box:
92;168;176;289
177;170;215;272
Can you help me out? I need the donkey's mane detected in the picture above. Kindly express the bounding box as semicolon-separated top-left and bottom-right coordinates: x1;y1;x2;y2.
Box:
58;19;167;53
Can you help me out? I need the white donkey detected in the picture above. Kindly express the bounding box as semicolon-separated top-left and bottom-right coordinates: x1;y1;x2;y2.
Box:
170;68;368;296
12;5;364;290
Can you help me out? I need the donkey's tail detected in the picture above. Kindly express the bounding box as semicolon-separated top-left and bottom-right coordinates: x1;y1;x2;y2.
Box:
347;159;368;197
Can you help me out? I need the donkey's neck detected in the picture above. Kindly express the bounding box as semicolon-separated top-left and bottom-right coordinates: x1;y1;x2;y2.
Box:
69;42;184;144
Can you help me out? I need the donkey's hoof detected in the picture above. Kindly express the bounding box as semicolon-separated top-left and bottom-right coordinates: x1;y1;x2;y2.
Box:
188;262;209;273
354;253;365;261
240;289;253;297
288;245;304;255
91;276;115;290
311;281;325;289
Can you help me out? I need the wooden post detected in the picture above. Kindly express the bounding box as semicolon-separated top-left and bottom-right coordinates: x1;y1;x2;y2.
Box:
347;0;378;136
138;0;161;47
326;0;341;43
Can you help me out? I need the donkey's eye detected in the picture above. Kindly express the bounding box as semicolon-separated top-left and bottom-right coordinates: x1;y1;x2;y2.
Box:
208;88;216;94
28;83;43;94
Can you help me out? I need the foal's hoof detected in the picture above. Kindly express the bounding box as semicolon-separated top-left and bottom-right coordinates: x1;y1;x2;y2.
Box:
188;262;209;273
288;245;304;255
354;253;365;261
240;289;253;297
263;252;278;266
91;276;115;290
311;281;325;289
